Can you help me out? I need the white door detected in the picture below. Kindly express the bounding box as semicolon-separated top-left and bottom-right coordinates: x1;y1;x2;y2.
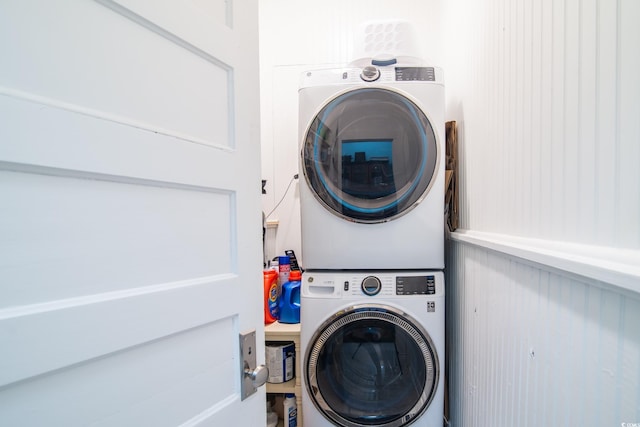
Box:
0;1;266;426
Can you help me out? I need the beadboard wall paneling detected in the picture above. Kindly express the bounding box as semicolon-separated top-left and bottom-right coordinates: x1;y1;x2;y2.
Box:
443;0;640;249
446;240;640;427
445;0;640;425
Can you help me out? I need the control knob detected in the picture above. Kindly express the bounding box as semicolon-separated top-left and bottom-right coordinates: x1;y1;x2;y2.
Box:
361;276;382;296
360;65;380;82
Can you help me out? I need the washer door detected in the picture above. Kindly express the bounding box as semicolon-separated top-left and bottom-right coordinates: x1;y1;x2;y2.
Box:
305;304;439;427
302;88;438;223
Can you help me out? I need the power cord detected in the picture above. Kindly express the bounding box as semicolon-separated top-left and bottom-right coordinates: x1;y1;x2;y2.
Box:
265;174;298;219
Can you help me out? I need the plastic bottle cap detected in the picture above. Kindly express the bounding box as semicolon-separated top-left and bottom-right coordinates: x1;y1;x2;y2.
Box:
278;255;290;265
288;270;302;281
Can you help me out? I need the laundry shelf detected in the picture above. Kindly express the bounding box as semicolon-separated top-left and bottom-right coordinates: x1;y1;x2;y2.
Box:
265;321;302;426
266;378;296;394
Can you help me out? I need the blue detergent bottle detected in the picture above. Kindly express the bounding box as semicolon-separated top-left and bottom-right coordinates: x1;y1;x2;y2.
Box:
278;270;301;324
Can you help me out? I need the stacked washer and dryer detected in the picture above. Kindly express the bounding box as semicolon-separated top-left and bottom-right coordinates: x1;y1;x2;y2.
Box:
298;57;446;427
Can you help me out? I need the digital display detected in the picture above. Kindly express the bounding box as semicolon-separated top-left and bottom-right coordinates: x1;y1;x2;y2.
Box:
395;67;436;81
396;275;436;295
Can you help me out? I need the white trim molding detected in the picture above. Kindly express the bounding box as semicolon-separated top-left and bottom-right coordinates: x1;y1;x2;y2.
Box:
450;229;640;296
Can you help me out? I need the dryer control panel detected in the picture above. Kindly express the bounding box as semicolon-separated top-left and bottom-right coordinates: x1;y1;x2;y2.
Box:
299;65;444;88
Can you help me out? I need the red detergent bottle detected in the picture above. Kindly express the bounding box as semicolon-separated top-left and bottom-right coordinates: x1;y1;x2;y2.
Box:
263;269;279;324
278;270;301;324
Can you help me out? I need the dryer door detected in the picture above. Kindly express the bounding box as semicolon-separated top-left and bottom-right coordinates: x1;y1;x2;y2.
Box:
301;88;438;223
305;304;439;427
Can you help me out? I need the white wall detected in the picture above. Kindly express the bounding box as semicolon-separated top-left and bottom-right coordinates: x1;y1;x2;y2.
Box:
443;0;640;247
444;0;640;425
258;0;444;264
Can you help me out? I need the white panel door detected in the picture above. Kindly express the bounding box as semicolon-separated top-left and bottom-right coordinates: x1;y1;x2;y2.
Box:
0;1;266;426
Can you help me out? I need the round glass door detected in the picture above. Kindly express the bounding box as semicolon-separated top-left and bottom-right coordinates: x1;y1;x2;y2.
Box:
302;88;438;223
305;305;439;427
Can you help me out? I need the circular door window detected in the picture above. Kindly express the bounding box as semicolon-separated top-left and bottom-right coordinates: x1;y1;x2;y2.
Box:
302;88;438;223
305;305;439;427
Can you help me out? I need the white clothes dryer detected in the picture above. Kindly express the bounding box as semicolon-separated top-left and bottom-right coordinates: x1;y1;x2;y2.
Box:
300;270;445;427
298;60;445;270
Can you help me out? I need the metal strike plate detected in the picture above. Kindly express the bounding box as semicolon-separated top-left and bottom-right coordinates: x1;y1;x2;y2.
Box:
240;330;268;400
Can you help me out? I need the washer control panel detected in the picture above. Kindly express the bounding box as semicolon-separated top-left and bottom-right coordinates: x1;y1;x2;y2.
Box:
337;273;439;297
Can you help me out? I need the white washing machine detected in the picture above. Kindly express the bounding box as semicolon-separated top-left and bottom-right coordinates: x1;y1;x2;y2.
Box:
300;270;445;427
298;60;445;270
